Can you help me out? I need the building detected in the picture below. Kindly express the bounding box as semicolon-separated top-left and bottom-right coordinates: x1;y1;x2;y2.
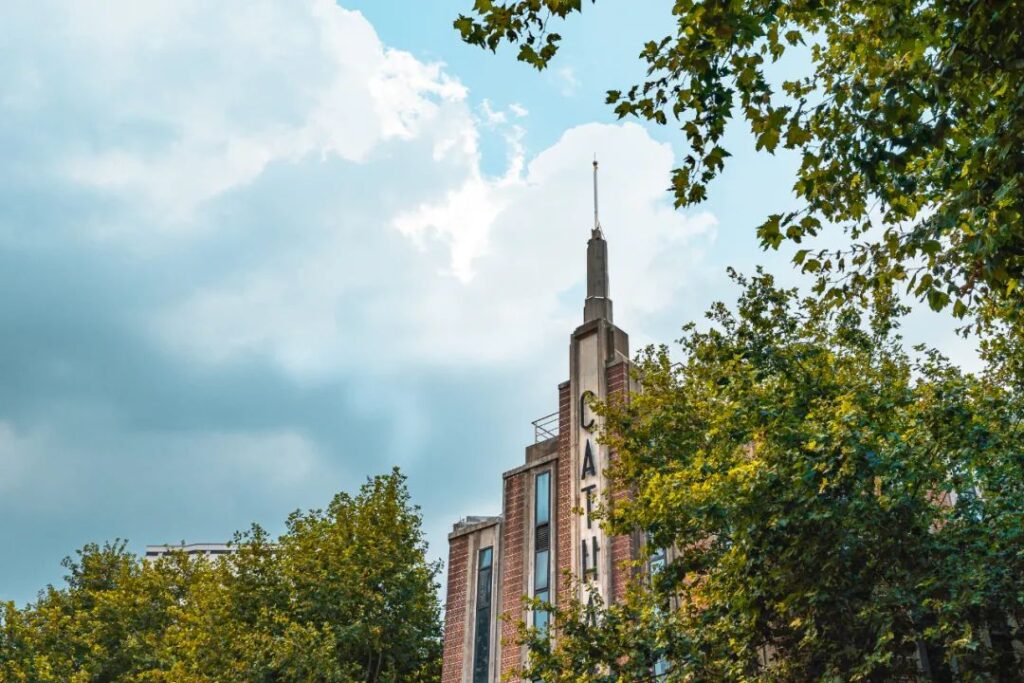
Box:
144;542;235;560
441;163;641;683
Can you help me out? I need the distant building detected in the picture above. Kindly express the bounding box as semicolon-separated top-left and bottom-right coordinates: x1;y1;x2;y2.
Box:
144;542;235;560
442;163;642;683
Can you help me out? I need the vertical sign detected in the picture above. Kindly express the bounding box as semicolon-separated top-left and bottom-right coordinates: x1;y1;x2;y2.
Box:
575;334;609;608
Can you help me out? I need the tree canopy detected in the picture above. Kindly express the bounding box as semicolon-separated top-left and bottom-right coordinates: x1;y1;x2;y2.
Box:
518;273;1024;681
456;0;1024;328
0;469;442;683
456;3;1024;678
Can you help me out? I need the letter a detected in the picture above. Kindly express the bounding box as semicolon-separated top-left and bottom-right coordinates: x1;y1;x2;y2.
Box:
581;439;596;479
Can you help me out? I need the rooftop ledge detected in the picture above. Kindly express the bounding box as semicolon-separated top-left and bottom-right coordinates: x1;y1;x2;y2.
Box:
449;515;501;539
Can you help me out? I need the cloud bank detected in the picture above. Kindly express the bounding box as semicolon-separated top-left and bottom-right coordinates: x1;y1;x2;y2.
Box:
0;0;716;602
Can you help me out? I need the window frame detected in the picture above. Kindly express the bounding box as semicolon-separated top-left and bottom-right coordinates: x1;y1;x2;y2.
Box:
532;470;553;636
472;545;494;683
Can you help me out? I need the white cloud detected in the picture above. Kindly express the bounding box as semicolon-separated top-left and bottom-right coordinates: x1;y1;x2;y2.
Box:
0;0;988;606
18;0;468;230
553;66;581;96
479;99;507;125
158;120;717;378
0;0;837;606
2;0;718;381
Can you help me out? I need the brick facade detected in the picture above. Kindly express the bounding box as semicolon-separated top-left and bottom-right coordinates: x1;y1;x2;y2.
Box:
443;360;636;682
606;360;636;603
499;471;526;679
442;534;469;683
556;380;572;608
606;359;628;397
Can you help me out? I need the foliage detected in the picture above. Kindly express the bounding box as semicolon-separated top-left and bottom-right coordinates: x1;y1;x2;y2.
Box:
0;469;442;683
518;272;1024;681
456;0;1024;327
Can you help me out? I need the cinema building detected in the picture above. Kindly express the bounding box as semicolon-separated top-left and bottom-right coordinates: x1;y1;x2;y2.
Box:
440;172;644;682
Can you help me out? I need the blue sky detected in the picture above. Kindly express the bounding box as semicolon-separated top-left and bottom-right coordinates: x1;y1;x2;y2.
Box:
0;1;975;605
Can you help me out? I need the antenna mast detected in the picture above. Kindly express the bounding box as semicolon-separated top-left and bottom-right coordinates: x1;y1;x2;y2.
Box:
592;157;602;236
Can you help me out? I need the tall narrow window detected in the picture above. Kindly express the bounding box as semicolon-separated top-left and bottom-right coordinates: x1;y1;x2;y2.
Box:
989;623;1019;680
923;642;954;683
473;546;493;683
649;544;666;575
533;472;551;636
648;538;669;678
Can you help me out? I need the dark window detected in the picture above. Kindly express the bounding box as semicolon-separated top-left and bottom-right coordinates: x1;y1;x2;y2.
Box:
535;523;550;551
923;641;953;683
990;624;1020;682
649;542;666;575
533;593;550;634
473;546;493;683
536;472;550;526
533;472;552;637
648;538;669;676
535;550;549;591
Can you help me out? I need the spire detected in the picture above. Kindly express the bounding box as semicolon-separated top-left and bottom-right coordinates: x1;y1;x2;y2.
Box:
584;158;613;323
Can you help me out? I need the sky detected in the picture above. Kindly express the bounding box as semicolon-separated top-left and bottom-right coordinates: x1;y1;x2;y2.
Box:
0;0;977;605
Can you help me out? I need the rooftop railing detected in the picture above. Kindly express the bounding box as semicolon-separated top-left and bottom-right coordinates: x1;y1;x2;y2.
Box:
531;411;559;443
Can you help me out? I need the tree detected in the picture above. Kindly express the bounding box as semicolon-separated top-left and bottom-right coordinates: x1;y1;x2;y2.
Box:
0;469;443;683
1;600;46;683
278;470;443;683
0;540;195;683
517;273;1024;681
455;0;1024;328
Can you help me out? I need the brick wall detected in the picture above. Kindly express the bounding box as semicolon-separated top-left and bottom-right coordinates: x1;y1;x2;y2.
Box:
606;360;636;603
606;359;628;399
442;534;469;683
556;380;572;607
499;472;526;680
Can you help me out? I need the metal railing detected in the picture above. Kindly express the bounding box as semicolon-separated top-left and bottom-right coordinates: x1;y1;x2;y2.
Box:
531;411;559;443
